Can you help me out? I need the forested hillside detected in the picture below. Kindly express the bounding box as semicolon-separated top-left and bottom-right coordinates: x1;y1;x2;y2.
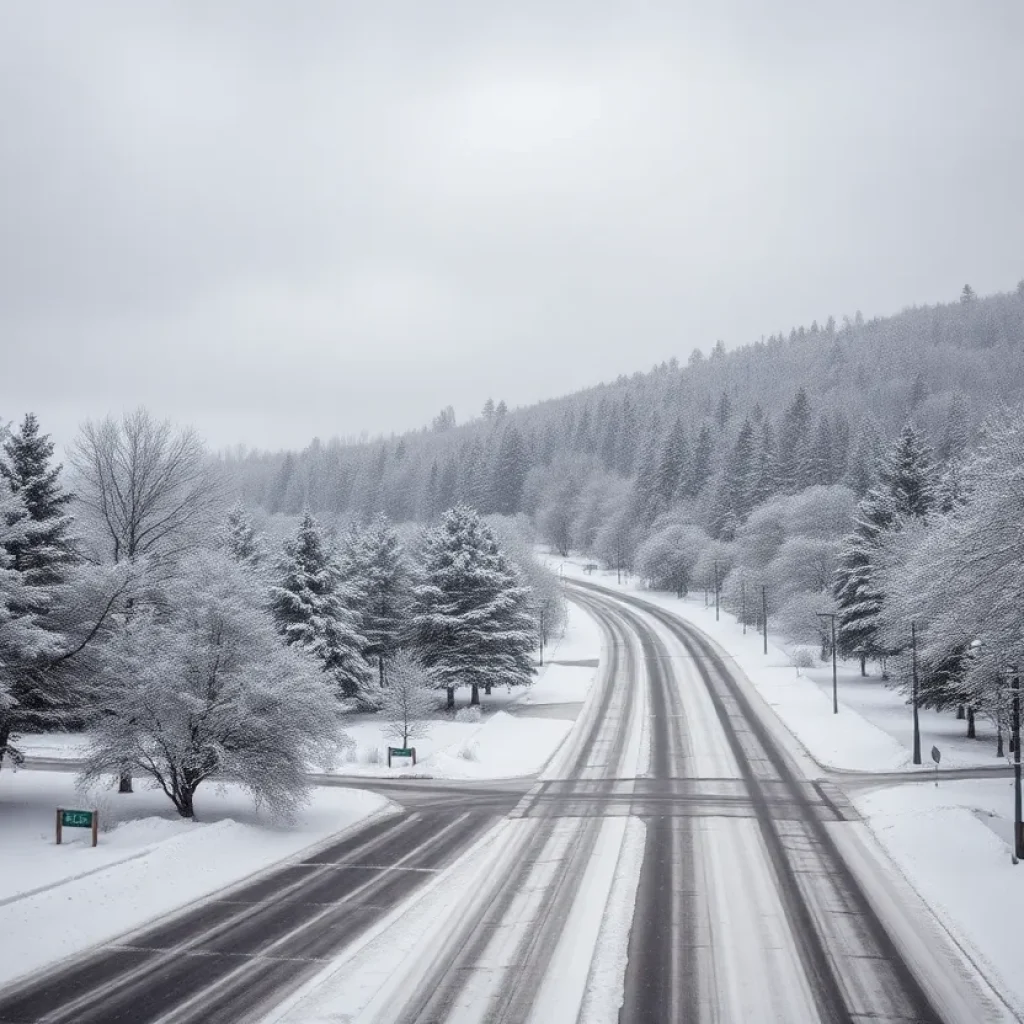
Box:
226;283;1024;547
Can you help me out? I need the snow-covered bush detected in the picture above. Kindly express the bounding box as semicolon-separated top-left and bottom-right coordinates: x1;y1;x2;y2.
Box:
635;523;708;596
790;646;816;669
454;705;482;724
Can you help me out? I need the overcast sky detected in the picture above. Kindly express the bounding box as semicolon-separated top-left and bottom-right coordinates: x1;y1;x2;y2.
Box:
1;2;1022;453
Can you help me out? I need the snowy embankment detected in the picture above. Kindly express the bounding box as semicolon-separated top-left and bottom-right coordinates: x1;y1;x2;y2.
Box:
0;769;392;988
853;780;1024;1019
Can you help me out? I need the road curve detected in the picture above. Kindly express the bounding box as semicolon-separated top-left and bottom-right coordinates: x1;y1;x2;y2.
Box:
570;578;999;1024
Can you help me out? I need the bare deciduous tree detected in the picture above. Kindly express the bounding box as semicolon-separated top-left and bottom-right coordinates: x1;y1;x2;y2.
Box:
380;651;435;749
70;408;222;566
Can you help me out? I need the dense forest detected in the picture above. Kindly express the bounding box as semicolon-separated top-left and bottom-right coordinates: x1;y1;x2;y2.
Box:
225;283;1024;547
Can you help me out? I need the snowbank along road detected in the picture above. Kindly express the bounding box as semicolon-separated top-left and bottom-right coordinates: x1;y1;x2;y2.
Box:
0;581;1006;1023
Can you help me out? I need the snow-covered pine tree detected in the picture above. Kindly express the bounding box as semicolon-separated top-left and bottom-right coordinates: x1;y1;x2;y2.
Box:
491;425;528;516
342;514;410;688
654;418;689;508
834;423;936;674
0;413;75;587
222;503;267;570
270;509;370;699
683;421;714;498
630;422;664;525
711;418;756;540
0;483;61;769
748;417;778;507
778;387;814;492
412;506;534;709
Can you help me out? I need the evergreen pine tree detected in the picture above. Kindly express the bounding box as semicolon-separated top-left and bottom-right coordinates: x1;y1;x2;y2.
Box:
270;510;370;699
778;387;814;492
0;413;75;586
411;507;534;708
937;393;971;464
631;428;664;524
492;426;528;516
684;422;714;498
749;417;778;507
715;391;733;430
878;422;936;519
834;423;937;673
0;483;63;768
654;418;689;507
711;418;756;540
222;503;266;570
809;415;836;486
343;514;410;687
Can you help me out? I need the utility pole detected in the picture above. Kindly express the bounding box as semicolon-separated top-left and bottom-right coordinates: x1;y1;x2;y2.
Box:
817;612;838;714
761;586;768;655
539;607;545;667
713;561;720;622
1012;665;1023;862
911;621;921;764
741;580;747;635
616;535;622;585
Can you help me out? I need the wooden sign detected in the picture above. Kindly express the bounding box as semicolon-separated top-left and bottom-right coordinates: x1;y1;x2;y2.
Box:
56;808;99;847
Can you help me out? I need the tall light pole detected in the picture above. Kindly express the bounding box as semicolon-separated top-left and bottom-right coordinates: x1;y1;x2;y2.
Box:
817;612;838;714
713;561;720;622
1012;664;1023;862
910;621;921;765
741;580;747;635
761;585;768;655
539;607;546;667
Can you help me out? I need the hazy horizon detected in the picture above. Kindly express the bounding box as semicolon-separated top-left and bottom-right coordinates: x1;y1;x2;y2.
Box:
2;2;1022;453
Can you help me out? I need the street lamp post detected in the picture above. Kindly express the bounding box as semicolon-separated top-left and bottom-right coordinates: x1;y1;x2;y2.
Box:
817;612;838;715
1012;665;1023;862
741;580;747;635
761;585;768;655
910;621;921;765
714;561;720;622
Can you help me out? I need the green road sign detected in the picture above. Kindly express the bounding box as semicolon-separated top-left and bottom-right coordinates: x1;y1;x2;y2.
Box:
390;748;413;758
61;809;94;828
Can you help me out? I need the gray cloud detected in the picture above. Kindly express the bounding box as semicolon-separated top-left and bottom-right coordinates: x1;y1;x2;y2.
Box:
1;1;1022;451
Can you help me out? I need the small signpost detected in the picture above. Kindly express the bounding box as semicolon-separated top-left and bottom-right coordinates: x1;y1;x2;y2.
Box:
387;747;416;768
56;808;99;847
931;745;941;786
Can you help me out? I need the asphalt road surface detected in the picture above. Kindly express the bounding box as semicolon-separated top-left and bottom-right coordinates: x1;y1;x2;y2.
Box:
0;582;1000;1023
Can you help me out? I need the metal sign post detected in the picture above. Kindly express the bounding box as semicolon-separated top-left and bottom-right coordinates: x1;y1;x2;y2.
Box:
931;745;941;787
387;747;417;768
56;808;99;847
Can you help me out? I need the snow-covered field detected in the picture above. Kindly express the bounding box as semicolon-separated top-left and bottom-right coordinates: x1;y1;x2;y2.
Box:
854;779;1024;1018
0;769;391;988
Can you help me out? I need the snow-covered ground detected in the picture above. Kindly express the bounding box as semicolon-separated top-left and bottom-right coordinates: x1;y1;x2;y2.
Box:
0;768;391;988
854;779;1024;1018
